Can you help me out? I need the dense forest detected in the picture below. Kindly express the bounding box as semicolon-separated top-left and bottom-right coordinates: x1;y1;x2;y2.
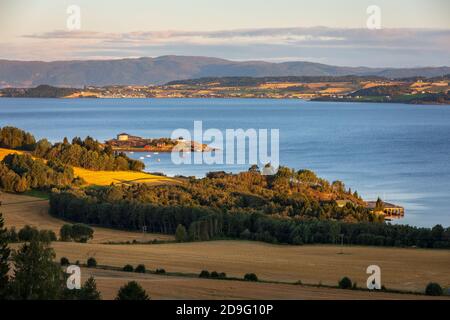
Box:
0;85;80;98
33;136;145;171
48;167;450;248
0;153;80;192
0;126;144;171
52;167;370;221
49;189;450;248
349;85;410;97
0;127;36;151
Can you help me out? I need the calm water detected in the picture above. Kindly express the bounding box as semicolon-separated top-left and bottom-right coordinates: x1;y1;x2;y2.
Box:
0;98;449;227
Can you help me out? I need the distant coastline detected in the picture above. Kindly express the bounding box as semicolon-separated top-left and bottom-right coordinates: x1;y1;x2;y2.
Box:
1;75;449;105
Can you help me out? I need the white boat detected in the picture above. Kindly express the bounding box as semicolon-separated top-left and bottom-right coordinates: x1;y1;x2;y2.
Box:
146;155;152;158
139;157;145;160
153;152;159;155
157;158;161;162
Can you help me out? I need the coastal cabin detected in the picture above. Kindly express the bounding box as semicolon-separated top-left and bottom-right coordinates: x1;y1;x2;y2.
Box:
366;201;405;218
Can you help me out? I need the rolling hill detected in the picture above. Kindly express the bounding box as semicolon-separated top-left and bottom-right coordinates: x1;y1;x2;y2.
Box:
1;55;449;88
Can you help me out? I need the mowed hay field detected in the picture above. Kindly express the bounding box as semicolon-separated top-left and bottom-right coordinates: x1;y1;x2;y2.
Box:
0;147;176;186
1;193;174;243
82;268;444;300
2;193;449;299
50;240;450;293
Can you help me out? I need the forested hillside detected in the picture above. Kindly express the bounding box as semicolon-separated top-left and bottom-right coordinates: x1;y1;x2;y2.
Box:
49;168;450;248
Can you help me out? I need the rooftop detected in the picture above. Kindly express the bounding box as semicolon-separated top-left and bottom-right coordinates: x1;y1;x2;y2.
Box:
366;201;403;209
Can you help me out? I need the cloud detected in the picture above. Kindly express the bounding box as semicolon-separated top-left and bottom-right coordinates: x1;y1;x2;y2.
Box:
23;27;450;48
1;27;448;67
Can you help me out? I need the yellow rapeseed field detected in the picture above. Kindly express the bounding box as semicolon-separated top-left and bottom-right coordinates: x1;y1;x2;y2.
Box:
0;147;175;186
0;148;23;159
72;167;174;186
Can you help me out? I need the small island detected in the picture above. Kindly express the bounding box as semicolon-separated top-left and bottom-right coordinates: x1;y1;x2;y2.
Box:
105;133;213;152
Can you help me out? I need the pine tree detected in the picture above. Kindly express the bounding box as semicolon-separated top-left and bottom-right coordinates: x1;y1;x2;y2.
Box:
115;281;150;300
374;197;384;212
0;213;11;299
78;277;102;300
175;224;187;242
10;239;62;299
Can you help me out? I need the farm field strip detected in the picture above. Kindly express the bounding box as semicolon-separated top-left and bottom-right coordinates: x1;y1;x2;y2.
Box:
2;192;449;295
48;240;450;293
83;268;447;300
1;193;174;243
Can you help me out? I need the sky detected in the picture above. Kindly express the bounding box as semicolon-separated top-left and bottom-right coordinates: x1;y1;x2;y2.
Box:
0;0;449;67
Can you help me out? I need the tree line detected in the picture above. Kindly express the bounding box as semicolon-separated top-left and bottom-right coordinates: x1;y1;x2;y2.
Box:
0;126;145;171
34;136;145;171
55;167;372;222
5;225;57;243
0;153;81;193
49;181;450;249
0;126;36;151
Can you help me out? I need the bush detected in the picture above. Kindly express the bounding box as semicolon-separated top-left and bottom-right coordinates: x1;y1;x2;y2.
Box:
6;227;18;242
155;268;166;274
123;264;134;272
60;224;72;241
17;226;56;243
71;223;94;243
199;270;210;278
115;281;150;300
18;225;39;241
60;257;70;266
39;230;57;243
244;273;258;282
338;277;353;289
135;264;146;273
208;271;226;279
59;223;94;243
425;282;443;296
175;224;188;242
87;257;97;268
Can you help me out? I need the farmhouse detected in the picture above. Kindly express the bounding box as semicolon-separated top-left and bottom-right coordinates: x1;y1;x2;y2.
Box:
366;201;405;218
116;133;142;141
106;133;215;152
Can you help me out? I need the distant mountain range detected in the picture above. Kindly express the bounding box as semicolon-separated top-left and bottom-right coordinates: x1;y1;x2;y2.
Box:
0;55;449;88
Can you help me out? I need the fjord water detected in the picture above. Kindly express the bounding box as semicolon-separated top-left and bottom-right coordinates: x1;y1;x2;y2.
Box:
1;98;449;227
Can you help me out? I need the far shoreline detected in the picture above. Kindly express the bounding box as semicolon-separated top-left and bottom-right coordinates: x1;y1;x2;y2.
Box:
0;96;449;106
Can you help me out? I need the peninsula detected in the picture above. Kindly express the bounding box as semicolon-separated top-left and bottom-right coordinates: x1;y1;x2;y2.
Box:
105;133;213;152
1;75;448;104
